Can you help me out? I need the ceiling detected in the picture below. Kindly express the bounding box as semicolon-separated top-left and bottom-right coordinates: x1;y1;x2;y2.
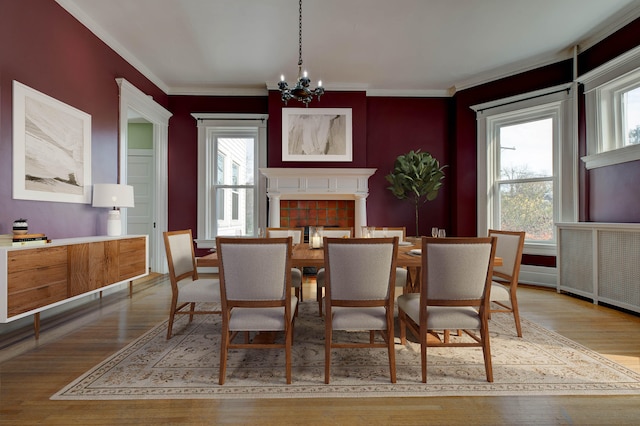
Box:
56;0;640;96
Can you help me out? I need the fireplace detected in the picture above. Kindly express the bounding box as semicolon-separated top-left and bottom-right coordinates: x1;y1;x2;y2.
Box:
260;168;376;237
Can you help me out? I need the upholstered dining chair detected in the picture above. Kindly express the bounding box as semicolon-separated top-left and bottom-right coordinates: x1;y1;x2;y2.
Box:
488;229;526;337
266;227;304;302
216;237;297;385
163;229;221;340
398;236;497;383
323;237;399;384
313;227;353;316
369;226;408;294
369;226;406;240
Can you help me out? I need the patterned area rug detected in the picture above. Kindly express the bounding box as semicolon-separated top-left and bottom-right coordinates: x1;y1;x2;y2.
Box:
52;302;640;400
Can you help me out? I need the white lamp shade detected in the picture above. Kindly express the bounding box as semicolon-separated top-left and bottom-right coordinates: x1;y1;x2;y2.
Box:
92;184;135;208
92;184;134;237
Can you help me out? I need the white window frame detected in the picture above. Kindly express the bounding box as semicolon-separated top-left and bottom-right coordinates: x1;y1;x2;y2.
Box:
473;83;577;256
580;44;640;169
193;113;268;249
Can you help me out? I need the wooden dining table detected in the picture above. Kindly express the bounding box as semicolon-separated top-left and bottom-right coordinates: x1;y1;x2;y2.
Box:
197;242;502;293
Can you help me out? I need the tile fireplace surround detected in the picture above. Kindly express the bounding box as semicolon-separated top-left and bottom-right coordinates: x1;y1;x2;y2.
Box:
260;168;376;237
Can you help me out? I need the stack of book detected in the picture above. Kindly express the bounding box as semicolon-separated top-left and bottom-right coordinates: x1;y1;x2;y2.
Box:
11;233;50;247
0;234;12;246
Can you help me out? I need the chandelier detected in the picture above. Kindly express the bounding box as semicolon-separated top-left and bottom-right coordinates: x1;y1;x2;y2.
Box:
278;0;324;107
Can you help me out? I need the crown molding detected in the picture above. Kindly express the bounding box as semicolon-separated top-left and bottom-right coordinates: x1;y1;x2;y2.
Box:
168;86;268;97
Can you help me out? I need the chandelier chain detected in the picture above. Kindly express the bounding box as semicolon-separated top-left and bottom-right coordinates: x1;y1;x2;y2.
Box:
298;0;303;67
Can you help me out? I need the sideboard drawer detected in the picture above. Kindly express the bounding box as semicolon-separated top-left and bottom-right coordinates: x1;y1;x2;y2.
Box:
7;247;69;316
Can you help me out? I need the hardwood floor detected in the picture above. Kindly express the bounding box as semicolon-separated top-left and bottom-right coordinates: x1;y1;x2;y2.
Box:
1;274;639;425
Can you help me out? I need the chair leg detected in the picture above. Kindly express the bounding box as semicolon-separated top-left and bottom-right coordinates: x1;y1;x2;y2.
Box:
324;321;332;384
387;321;396;383
219;322;230;385
166;297;178;340
317;284;323;316
399;310;407;345
420;329;428;383
189;302;195;322
511;292;523;338
480;318;493;383
369;330;375;344
285;324;293;384
166;311;175;340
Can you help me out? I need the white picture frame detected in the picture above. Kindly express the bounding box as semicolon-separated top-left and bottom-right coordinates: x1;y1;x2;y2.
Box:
12;80;92;204
282;107;352;162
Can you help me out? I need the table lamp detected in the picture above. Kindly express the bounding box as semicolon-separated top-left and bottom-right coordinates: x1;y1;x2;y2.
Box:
92;184;135;236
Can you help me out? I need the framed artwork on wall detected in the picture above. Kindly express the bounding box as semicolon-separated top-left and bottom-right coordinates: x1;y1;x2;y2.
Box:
282;107;352;162
12;80;92;204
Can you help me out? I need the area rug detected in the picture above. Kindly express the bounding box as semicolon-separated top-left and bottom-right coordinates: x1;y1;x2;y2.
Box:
52;302;640;400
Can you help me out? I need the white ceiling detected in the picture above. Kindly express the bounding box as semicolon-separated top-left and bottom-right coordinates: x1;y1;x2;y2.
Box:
56;0;640;96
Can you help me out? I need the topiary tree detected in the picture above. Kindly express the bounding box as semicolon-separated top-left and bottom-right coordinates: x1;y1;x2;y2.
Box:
385;150;446;236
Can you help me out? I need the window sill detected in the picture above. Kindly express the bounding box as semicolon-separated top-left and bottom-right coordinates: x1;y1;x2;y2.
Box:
524;242;556;257
194;239;216;249
581;143;640;169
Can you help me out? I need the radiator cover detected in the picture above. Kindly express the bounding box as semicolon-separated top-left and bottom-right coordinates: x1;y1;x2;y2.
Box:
557;222;640;313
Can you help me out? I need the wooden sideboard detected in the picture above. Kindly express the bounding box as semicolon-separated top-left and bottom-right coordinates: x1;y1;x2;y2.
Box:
0;235;148;337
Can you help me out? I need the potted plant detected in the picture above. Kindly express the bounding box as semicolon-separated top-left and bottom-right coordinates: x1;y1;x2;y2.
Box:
385;150;446;237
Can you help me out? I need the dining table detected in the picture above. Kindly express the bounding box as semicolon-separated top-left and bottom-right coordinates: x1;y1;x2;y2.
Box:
197;241;502;293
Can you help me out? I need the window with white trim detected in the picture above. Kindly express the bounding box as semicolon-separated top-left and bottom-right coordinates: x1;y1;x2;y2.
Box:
581;45;640;169
474;85;577;256
194;114;267;248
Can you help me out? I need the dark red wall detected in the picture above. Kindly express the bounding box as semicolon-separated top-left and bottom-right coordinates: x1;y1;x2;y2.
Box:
267;92;451;237
166;96;267;234
365;97;451;236
0;0;167;237
578;17;640;223
267;90;368;168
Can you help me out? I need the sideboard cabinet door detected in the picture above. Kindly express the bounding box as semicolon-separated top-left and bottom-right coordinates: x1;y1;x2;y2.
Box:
118;237;146;281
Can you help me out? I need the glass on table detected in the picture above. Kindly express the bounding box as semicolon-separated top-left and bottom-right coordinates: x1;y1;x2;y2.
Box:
431;227;439;238
437;229;446;238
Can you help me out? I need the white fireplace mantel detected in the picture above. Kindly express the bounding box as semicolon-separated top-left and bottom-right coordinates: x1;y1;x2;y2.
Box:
259;168;377;236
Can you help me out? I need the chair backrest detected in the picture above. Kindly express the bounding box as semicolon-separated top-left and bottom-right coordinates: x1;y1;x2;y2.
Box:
319;227;352;238
488;229;525;282
324;237;398;302
217;237;292;302
163;229;198;284
266;227;304;244
370;227;406;241
422;237;496;304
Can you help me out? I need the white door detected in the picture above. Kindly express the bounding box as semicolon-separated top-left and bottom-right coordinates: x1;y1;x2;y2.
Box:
127;150;155;269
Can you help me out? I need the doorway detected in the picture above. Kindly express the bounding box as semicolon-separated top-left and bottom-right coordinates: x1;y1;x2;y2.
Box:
117;78;172;273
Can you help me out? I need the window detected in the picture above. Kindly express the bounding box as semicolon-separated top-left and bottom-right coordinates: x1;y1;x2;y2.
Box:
194;114;268;248
497;118;554;242
581;45;640;169
474;84;576;256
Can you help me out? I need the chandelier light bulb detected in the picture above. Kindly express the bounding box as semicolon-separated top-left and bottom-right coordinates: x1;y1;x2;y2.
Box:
318;80;322;87
281;74;285;81
303;70;308;78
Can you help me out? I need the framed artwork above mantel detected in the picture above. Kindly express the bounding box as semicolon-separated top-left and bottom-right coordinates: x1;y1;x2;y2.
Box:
282;108;352;162
12;80;92;204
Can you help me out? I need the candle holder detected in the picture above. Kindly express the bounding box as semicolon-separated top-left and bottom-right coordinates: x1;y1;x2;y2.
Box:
310;226;323;249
